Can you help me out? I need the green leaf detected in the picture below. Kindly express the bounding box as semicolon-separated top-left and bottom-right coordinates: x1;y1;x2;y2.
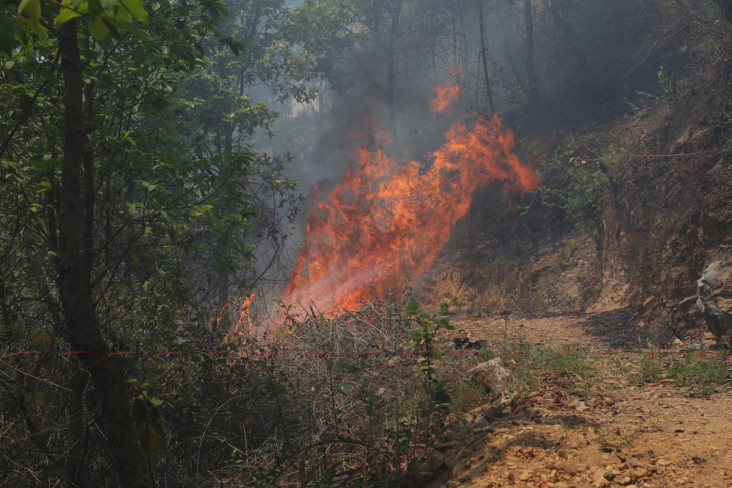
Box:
18;0;42;24
17;0;32;15
119;0;148;22
89;15;109;40
100;0;120;12
0;13;21;53
55;6;83;27
148;396;164;407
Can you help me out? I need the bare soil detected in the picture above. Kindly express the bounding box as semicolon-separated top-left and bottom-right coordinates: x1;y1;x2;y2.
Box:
424;312;732;488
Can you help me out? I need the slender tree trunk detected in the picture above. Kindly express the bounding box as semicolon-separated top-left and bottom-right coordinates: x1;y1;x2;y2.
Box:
217;123;234;316
478;0;495;116
67;372;88;487
718;0;732;24
386;0;404;130
523;0;542;128
544;0;608;98
57;19;153;488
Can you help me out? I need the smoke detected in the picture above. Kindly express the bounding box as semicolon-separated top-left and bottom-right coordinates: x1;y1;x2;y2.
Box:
248;0;677;315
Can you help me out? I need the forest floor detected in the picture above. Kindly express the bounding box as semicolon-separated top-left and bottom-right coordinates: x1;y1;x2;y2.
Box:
424;311;732;488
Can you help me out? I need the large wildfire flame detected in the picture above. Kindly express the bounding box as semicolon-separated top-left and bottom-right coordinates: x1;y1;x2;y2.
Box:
280;84;539;313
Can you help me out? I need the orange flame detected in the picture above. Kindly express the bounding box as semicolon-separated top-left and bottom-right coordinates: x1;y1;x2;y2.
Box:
280;105;539;313
233;294;255;334
430;83;462;112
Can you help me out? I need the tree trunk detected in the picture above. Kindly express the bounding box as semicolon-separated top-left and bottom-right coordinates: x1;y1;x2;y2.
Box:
718;0;732;24
544;0;608;99
478;0;496;116
57;18;153;488
523;0;542;129
386;1;403;129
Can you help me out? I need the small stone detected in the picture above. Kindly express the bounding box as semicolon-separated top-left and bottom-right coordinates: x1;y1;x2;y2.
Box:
593;468;609;488
618;476;632;485
557;449;568;459
518;470;533;481
467;358;525;393
657;458;672;466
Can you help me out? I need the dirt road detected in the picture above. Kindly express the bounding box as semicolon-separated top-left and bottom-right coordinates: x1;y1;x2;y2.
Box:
424;311;732;488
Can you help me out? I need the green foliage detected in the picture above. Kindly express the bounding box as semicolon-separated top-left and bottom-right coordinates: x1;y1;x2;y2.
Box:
669;354;730;396
129;379;167;476
0;0;315;483
406;300;454;400
634;350;665;383
534;144;612;220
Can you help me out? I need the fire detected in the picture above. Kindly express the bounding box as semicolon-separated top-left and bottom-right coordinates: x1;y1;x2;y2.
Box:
280;85;539;314
430;83;462;112
233;294;255;334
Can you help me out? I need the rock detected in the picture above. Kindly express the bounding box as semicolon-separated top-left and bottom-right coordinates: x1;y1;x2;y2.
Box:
643;296;656;308
466;415;488;431
428;449;446;471
696;255;732;346
450;458;467;477
556;461;578;475
678;295;697;308
467;358;525;393
444;446;467;470
518;470;533;481
414;462;434;484
593;468;609;487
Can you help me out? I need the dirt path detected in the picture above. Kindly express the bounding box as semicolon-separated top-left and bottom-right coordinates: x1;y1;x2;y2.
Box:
424;312;732;488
